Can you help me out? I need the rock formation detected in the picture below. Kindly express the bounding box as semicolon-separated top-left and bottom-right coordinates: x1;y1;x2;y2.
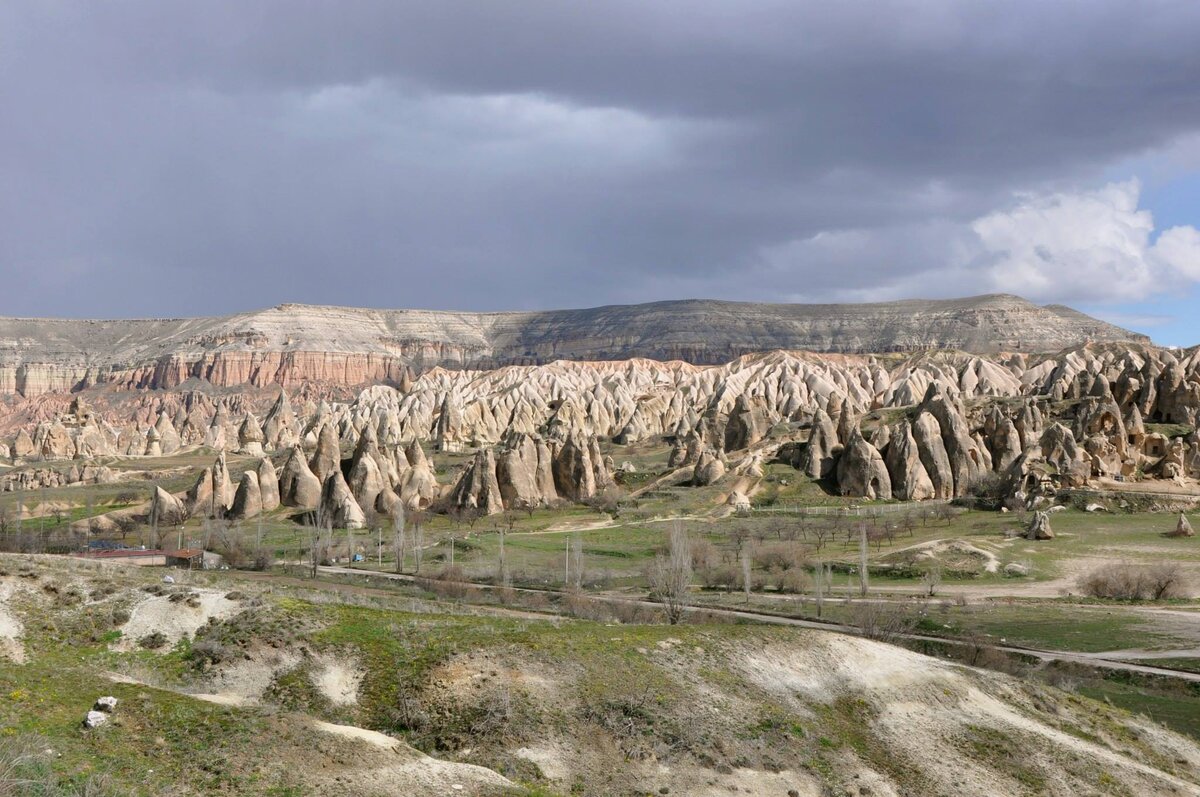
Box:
1026;511;1054;540
280;446;322;509
836;428;891;500
885;420;936;501
309;422;341;485
319;471;366;529
257;458;280;511
231;470;262;519
0;295;1145;397
149;486;187;526
692;449;726;486
448;449;504;516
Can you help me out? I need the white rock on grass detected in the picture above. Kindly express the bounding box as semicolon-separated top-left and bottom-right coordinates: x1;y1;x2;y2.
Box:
94;696;118;712
83;710;108;729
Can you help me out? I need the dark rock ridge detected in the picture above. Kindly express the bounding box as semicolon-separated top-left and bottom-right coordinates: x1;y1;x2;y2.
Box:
0;294;1146;396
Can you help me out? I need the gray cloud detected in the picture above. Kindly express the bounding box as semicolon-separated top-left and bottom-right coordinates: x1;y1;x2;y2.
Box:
3;1;1200;318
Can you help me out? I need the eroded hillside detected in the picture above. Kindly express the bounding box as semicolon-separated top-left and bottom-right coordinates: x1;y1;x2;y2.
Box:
0;295;1144;396
0;555;1197;796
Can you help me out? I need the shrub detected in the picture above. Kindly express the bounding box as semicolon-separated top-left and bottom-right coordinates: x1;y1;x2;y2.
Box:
850;602;917;642
188;639;231;669
966;472;1006;506
699;564;737;591
776;568;811;594
139;631;167;649
752;542;804;572
428;565;468;600
1078;562;1191;601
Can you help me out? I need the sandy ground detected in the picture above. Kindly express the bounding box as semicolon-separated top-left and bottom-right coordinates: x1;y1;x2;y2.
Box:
0;581;26;663
310;654;363;706
312;720;514;796
114;588;245;652
200;648;302;705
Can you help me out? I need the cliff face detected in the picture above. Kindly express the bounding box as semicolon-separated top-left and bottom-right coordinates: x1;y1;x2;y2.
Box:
0;294;1147;396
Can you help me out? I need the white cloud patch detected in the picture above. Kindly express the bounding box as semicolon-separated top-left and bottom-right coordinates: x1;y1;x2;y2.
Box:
761;179;1200;304
974;180;1200;301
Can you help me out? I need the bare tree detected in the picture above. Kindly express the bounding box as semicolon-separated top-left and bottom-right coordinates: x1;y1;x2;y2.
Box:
497;525;510;587
649;521;692;624
810;523;832;552
570;529;583;590
851;601;917;643
729;526;749;560
921;562;943;597
413;521;424;575
308;520;322;578
392;506;406;574
741;548;752;603
1078;562;1191;601
858;524;869;597
148;490;160;550
813;558;825;619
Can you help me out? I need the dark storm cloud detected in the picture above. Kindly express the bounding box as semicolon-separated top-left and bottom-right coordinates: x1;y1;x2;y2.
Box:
3;1;1200;317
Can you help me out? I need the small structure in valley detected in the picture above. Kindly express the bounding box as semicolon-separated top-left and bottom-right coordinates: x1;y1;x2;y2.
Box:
165;548;224;570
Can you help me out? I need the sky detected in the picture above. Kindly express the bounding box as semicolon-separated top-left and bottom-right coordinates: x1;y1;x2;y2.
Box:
4;2;1200;345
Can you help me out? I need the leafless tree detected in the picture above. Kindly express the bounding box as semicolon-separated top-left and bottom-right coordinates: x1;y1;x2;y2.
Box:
858;524;870;597
810;523;833;552
308;520;322;577
497;525;510;587
413;521;424;575
741;549;752;603
392;506;406;574
1078;562;1191;601
729;526;750;560
649;521;692;624
813;558;826;618
851;601;916;643
921;562;943;597
570;529;583;590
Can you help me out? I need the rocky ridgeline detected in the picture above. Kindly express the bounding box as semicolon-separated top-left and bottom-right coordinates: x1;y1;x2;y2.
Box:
0;295;1144;397
10;342;1200;517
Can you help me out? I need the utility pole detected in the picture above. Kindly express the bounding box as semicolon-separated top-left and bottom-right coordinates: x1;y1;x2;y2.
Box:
564;536;570;586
